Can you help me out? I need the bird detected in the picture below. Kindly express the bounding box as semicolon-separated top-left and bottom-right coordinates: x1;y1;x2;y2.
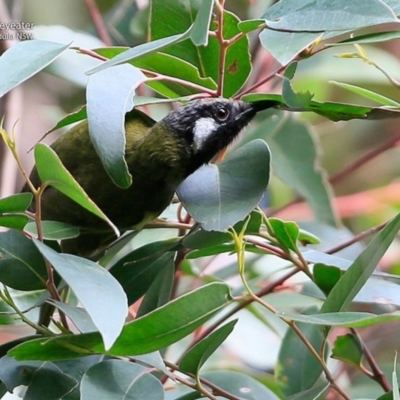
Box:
23;98;275;258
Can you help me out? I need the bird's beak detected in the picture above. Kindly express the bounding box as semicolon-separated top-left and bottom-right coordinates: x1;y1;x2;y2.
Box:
235;99;279;123
250;99;280;113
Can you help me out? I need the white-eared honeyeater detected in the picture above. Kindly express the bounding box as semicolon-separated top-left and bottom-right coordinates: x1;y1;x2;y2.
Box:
23;98;274;257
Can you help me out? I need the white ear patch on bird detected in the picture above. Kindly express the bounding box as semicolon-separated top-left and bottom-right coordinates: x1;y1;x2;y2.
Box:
193;117;219;151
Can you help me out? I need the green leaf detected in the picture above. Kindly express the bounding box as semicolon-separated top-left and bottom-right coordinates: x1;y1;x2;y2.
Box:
24;221;80;240
95;46;217;97
0;215;29;230
330;81;400;107
132;52;216;97
0;40;70;97
182;211;262;250
298;228;320;245
263;0;397;31
110;238;181;305
0;357;78;400
313;263;344;296
276;311;400;328
275;307;325;396
269;218;300;252
81;360;164;400
190;0;213;46
50;302;97;333
259;29;321;65
137;258;174;317
216;10;251;97
202;370;280;400
8;282;232;360
0;230;48;291
34;143;118;236
0;193;33;229
332;30;400;45
244;92;400;121
238;19;266;34
86;64;146;188
34;240;128;350
87;33;191;74
282;77;314;109
180;320;237;375
45;106;87;136
0;193;32;213
177;140;270;231
248;110;337;226
378;391;399;400
151;1;251;97
321;213;400;313
285;383;329;400
331;334;363;367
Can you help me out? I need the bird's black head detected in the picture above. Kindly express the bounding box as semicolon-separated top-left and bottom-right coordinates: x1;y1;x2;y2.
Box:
163;98;258;174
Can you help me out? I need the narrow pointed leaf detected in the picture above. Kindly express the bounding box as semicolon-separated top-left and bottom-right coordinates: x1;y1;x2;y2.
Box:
34;143;118;236
321;213;400;313
24;221;80;240
8;283;232;361
0;193;32;213
180;320;237;374
0;40;70;97
245;93;400;121
87;33;190;74
276;311;400;328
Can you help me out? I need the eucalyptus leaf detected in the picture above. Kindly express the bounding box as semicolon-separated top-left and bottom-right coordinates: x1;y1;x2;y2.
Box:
178;139;270;231
0;193;32;213
25;221;80;240
86;64;146;188
262;0;397;32
202;370;280;400
0;40;70;97
34;240;128;350
34;143;118;236
321;213;400;314
81;360;164;400
276;307;325;396
8;283;232;361
137;258;174;317
179;320;237;374
87;33;190;74
0;230;48;291
0;215;30;230
331;334;363;367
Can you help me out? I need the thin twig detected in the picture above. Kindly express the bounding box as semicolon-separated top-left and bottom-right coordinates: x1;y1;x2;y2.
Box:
164;360;241;400
326;220;387;254
350;328;391;392
85;0;112;46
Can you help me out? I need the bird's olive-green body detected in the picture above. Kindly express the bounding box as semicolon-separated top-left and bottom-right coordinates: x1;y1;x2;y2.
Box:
24;98;270;257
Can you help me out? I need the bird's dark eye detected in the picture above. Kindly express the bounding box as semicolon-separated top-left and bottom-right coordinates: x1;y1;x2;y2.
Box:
215;107;229;121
